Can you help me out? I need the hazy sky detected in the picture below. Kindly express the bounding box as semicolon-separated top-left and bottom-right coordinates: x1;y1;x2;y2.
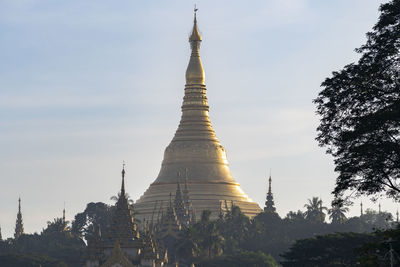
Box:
0;0;395;238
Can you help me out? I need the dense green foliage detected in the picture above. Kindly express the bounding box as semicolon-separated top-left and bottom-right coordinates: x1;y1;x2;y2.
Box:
0;218;85;267
314;0;400;200
176;200;395;263
71;202;114;239
358;225;400;266
0;198;396;266
0;253;67;267
196;251;278;267
281;232;374;266
281;226;400;266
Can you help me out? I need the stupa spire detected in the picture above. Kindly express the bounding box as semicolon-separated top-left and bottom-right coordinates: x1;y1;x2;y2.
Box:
186;6;204;85
174;174;191;228
15;197;24;239
121;161;126;196
107;165;139;245
62;202;66;229
264;172;276;213
268;172;272;193
183;169;190;205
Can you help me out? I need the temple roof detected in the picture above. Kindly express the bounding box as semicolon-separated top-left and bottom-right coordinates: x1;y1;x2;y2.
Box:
158;194;181;239
100;241;134;267
105;165;140;247
14;197;24;239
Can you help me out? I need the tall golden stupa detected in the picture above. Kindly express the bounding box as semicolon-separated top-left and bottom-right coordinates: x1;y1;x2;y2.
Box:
134;10;262;221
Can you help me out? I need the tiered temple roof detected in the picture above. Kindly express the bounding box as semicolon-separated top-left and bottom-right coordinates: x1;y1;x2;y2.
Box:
264;174;276;213
86;165;166;267
104;165;140;249
14;197;24;239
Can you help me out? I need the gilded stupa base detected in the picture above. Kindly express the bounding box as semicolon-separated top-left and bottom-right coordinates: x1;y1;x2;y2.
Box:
135;181;262;222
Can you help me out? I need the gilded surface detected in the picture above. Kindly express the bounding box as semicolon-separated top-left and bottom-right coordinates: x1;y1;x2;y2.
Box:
135;13;262;221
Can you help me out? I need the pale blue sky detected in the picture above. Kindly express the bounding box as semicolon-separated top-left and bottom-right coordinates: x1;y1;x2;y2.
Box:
0;0;395;238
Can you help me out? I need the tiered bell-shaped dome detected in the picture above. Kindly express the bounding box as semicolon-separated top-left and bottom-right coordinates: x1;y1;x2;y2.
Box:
134;11;262;222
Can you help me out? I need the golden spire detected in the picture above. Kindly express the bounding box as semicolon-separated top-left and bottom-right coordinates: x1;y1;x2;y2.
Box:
186;6;205;85
189;6;202;42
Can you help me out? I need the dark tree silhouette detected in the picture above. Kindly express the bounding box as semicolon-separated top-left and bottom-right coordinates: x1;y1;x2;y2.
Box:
328;201;349;224
281;232;375;267
314;0;400;200
71;202;113;240
41;218;69;235
304;197;327;223
285;210;306;221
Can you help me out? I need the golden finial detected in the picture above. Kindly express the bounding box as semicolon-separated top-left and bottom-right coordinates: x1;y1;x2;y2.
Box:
194;4;198;20
189;5;202;42
186;5;204;85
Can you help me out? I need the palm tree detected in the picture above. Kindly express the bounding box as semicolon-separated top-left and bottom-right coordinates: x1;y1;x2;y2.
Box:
328;202;349;224
195;210;224;259
304;197;327;223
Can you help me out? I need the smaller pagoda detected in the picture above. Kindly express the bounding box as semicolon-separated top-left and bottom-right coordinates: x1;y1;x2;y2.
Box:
85;164;166;267
264;174;276;213
14;197;24;239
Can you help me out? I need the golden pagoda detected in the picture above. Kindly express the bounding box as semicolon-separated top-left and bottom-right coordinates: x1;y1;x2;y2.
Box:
134;9;262;222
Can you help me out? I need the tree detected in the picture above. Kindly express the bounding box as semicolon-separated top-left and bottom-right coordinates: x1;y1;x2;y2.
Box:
0;253;67;267
358;225;400;266
314;0;400;200
11;232;85;267
328;201;349;224
247;209;289;261
285;210;306;221
196;251;278;267
190;210;224;260
304;197;327;223
71;202;113;240
281;232;375;267
361;208;394;229
42;218;68;235
220;205;250;254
